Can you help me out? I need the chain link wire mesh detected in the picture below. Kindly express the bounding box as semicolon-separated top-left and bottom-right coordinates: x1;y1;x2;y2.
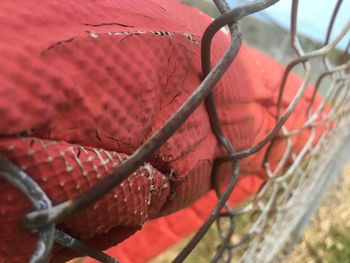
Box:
0;0;349;262
209;0;350;262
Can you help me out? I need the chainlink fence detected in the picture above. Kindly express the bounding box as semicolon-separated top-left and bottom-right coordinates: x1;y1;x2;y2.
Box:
1;0;350;262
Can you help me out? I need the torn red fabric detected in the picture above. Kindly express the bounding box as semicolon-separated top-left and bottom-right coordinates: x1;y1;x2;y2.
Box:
0;0;327;262
83;174;264;263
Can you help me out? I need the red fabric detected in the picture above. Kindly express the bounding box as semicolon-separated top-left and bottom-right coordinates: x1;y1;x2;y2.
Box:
84;174;264;263
0;0;327;262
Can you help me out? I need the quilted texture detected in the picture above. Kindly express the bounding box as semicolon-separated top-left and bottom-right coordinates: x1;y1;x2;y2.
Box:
0;0;326;262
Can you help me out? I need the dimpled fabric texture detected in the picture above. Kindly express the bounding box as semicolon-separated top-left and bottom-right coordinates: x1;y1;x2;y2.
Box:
0;0;326;262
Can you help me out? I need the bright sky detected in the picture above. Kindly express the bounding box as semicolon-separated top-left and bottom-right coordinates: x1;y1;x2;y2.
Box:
228;0;350;50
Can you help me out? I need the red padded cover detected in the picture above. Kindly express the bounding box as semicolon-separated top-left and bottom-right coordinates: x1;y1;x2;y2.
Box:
83;174;264;263
0;0;325;262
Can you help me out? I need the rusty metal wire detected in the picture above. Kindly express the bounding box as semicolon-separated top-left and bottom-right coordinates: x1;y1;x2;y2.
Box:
1;0;350;262
54;230;119;263
0;156;120;263
0;155;55;263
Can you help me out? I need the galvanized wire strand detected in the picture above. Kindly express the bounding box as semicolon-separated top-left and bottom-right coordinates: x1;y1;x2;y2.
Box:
172;22;243;263
202;3;240;259
216;19;350;164
171;161;240;263
325;0;343;45
203;0;280;160
213;0;231;13
55;230;119;263
206;1;248;260
0;154;55;263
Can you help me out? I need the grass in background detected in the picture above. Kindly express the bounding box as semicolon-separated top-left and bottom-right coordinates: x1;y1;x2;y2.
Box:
287;164;350;263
